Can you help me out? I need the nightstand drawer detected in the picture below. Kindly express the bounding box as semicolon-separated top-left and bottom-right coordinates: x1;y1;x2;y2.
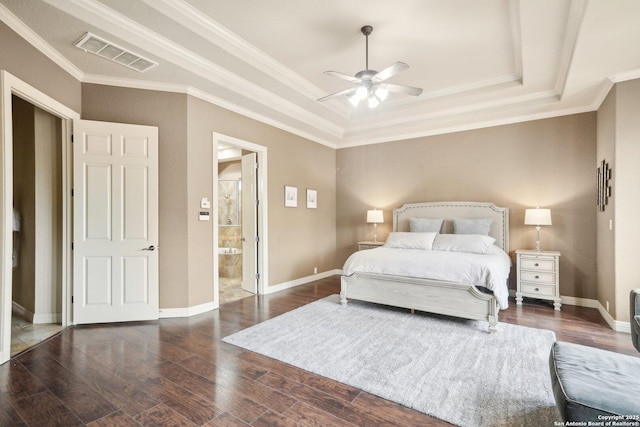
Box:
520;257;555;271
521;283;556;297
520;271;555;284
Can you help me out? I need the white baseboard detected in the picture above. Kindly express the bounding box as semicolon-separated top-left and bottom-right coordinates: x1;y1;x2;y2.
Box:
12;301;33;322
159;301;216;318
158;270;341;317
508;290;630;333
265;269;341;294
12;301;62;324
32;312;62;324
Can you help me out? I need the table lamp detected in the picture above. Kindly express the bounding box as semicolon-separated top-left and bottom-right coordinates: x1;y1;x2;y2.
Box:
366;209;384;242
524;207;552;252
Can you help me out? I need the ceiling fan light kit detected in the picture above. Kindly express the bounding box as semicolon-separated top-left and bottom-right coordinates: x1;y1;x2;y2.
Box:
318;25;423;108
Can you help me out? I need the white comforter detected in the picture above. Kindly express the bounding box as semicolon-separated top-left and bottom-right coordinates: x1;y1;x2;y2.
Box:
342;245;512;309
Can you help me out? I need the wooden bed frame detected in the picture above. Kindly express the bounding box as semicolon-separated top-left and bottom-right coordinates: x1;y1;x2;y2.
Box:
340;201;510;333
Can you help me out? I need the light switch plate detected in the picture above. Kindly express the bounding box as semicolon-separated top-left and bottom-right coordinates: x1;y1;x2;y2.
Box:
201;197;211;209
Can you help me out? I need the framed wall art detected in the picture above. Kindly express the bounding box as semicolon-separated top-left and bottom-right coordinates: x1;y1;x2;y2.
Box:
284;185;298;207
597;159;612;212
306;189;317;209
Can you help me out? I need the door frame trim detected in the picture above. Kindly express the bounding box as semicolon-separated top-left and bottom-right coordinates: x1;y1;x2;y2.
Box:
0;71;79;364
212;133;268;308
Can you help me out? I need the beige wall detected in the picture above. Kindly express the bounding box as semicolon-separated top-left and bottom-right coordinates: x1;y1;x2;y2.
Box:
82;86;337;309
595;79;640;322
81;84;190;309
607;79;640;322
337;114;597;298
185;95;337;288
0;22;81;113
597;86;616;316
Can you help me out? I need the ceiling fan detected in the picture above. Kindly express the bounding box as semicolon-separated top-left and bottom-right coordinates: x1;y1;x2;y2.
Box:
318;25;423;108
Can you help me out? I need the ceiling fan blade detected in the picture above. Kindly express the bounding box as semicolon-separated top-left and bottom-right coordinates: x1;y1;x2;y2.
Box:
372;62;409;82
317;87;357;102
384;83;423;97
323;70;362;83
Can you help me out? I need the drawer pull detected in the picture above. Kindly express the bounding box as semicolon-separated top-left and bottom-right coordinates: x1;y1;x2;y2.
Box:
535;287;540;291
534;263;539;266
535;275;539;279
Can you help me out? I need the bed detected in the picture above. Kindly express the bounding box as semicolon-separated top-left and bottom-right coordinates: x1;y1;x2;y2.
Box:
340;201;510;332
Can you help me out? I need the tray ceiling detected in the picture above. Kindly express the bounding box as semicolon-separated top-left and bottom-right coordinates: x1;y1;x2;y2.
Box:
2;0;640;148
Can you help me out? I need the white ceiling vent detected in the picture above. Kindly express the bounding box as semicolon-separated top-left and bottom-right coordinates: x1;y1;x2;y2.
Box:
74;32;157;73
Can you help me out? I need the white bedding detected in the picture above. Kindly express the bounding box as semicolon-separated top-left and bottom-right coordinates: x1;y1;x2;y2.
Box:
342;245;512;310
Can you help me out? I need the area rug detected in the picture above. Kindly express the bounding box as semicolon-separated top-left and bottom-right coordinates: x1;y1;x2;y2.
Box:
222;295;559;427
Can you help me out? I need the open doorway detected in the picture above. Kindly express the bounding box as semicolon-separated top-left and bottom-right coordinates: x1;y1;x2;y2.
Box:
8;96;66;356
213;133;268;306
0;70;80;364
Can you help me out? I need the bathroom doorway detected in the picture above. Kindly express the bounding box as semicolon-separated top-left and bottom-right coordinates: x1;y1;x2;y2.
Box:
213;134;268;306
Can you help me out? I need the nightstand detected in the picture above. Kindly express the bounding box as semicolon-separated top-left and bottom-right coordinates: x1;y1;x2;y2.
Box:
358;241;385;250
515;250;561;310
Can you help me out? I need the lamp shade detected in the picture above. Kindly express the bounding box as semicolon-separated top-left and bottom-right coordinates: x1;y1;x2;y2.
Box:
524;208;552;226
366;209;384;224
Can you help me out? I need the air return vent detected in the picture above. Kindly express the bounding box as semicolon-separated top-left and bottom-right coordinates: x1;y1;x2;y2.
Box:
74;32;157;73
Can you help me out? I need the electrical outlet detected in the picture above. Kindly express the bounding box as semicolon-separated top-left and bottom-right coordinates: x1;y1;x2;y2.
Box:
313;267;318;274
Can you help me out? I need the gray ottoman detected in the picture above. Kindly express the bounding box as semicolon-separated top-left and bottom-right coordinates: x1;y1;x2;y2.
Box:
549;341;640;421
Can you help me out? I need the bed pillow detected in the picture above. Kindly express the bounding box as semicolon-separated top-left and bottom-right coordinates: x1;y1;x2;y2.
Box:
453;218;492;235
432;234;496;254
384;232;437;250
409;217;444;233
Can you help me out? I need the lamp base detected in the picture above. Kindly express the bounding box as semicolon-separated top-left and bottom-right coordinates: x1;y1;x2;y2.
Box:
373;223;378;242
534;226;541;252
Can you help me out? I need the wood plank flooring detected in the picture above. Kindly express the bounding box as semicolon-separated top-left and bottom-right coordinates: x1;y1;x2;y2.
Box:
1;276;637;426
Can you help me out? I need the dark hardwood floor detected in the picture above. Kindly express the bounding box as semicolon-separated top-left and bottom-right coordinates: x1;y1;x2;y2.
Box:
0;276;636;426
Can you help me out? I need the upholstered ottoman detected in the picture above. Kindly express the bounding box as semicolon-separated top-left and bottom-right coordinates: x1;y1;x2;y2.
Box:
549;341;640;421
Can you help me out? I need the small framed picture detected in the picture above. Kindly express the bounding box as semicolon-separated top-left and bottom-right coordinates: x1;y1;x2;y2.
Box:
306;189;317;209
284;186;297;207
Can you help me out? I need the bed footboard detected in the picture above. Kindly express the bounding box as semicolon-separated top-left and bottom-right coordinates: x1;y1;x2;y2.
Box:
341;272;499;333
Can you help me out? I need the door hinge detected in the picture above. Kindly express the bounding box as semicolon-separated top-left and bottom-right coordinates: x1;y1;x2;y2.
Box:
71;242;74;250
71;134;74;143
255;273;260;280
255;199;259;206
254;162;259;169
255;236;260;243
71;296;74;304
71;189;74;197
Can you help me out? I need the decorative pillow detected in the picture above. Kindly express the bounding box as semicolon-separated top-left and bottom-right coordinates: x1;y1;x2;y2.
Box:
384;232;437;250
409;217;444;233
432;234;496;254
453;218;493;235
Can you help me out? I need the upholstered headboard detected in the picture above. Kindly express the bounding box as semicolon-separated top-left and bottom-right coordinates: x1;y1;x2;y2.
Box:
393;201;510;252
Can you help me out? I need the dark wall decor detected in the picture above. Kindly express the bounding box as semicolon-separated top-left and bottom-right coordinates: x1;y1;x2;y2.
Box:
597;159;612;211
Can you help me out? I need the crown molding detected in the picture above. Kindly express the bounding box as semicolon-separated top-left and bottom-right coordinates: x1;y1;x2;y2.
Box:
554;0;589;99
346;89;558;136
339;101;596;148
0;3;84;81
509;0;523;77
139;0;351;120
80;73;338;149
42;0;343;139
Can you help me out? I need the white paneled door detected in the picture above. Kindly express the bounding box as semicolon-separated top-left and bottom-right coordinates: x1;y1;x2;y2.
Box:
73;120;159;324
241;152;258;293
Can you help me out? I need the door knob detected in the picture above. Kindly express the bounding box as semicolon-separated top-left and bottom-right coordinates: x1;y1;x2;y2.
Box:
143;245;158;251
